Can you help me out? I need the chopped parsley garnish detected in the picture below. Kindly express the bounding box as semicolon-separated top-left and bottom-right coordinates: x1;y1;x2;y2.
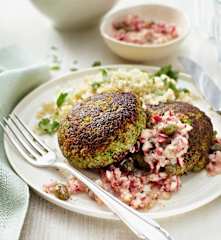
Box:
56;92;68;108
154;65;179;80
38;118;59;134
92;61;102;67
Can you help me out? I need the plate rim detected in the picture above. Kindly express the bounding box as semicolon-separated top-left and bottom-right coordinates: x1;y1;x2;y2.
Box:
4;64;221;220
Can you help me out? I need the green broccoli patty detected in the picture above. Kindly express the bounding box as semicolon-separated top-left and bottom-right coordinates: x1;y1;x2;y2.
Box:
58;92;146;169
145;102;213;175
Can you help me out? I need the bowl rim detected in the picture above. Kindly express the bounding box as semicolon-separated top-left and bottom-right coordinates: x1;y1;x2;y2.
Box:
100;3;191;49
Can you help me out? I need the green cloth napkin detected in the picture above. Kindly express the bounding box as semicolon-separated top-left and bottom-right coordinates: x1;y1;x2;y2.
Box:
0;46;50;240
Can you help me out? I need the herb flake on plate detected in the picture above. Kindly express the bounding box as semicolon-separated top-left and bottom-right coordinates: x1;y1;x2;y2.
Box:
56;92;68;108
101;68;108;77
91;82;102;92
180;88;190;94
38;118;60;134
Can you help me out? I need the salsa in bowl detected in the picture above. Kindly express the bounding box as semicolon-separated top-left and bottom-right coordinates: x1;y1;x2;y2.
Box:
100;4;190;61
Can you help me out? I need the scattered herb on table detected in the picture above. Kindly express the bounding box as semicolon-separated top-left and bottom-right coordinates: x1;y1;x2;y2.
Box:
50;63;60;71
69;59;79;72
52;54;61;63
50;46;62;71
70;67;78;72
92;61;102;67
51;45;58;51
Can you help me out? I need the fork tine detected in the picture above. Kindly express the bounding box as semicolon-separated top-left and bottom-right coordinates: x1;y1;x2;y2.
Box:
3;117;41;160
0;119;37;164
13;113;50;152
9;115;45;156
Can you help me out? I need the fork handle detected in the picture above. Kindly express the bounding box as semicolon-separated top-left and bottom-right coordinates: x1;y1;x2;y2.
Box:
53;162;173;240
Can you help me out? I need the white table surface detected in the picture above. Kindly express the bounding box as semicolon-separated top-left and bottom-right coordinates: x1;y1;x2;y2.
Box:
1;0;221;239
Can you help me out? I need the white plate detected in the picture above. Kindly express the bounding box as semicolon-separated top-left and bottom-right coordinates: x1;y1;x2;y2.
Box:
4;65;221;220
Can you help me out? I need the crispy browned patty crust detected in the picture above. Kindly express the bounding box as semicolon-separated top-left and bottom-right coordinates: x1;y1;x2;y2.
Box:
58;92;146;168
145;102;213;175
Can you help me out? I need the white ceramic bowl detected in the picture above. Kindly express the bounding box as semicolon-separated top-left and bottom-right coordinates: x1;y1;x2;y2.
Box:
100;4;190;61
30;0;119;30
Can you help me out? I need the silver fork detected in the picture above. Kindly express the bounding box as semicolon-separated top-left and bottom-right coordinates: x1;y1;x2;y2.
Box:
0;113;173;240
